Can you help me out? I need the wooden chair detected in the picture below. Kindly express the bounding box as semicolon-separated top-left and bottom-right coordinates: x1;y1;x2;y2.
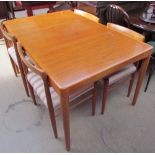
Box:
101;23;144;114
105;4;130;27
17;43;96;138
0;21;29;97
74;9;99;23
107;23;144;42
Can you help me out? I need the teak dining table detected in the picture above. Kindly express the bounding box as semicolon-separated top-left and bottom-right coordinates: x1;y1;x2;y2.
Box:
4;10;152;151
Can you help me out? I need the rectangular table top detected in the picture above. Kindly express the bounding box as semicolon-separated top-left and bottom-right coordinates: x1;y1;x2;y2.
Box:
4;10;152;95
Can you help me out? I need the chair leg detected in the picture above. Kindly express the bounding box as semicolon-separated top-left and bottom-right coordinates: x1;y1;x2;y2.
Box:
44;83;58;138
14;64;19;75
27;81;37;105
21;73;30;97
47;104;58;139
92;82;97;116
19;62;30;97
16;65;20;74
144;70;153;92
101;79;109;114
46;97;58;138
127;73;135;97
14;63;19;77
9;56;18;77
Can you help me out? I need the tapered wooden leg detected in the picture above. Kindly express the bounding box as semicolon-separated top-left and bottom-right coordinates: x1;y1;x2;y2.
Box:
46;100;58;139
9;56;17;77
14;64;19;77
92;82;97;116
27;82;37;105
14;64;20;74
19;64;30;97
101;79;109;114
144;70;153;92
15;55;30;97
21;63;30;97
14;64;19;75
48;107;58;139
61;94;70;151
127;72;135;97
132;56;150;106
47;107;58;139
44;83;58;139
20;72;30;97
17;66;20;74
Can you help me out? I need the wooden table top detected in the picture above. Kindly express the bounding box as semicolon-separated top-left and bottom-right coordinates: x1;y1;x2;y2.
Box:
4;10;152;95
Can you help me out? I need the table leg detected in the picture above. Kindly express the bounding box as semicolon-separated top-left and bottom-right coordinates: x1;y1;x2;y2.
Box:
61;94;70;151
92;82;97;116
132;56;150;105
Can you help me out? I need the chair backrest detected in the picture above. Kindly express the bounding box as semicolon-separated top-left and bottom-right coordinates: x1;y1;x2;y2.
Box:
0;20;24;66
105;4;130;28
0;21;17;49
74;9;99;23
17;42;46;79
107;23;144;42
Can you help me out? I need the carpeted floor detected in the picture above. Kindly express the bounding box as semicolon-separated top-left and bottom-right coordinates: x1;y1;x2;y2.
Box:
1;38;155;153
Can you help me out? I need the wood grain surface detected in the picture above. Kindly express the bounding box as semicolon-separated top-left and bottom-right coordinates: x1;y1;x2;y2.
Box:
4;10;152;95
